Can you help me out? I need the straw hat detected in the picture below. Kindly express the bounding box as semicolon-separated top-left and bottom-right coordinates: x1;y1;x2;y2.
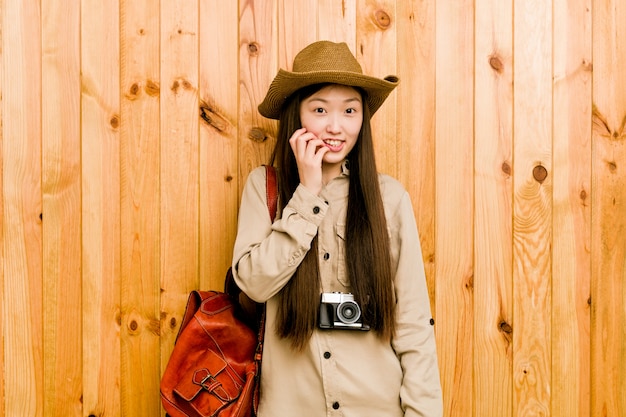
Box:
258;41;399;120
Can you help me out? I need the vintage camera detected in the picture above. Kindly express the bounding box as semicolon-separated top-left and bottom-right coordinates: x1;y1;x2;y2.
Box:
318;292;370;331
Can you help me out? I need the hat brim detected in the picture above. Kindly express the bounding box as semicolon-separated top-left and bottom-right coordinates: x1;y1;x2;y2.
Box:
258;69;399;120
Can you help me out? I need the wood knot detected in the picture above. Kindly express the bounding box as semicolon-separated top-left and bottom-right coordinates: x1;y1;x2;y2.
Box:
607;160;617;173
248;42;260;56
489;55;504;73
171;78;194;94
502;161;512;176
110;115;120;129
465;274;474;290
127;83;140;100
499;321;513;334
199;101;228;132
144;79;160;96
533;165;548;183
129;320;138;332
374;9;392;29
248;127;269;143
169;317;177;329
225;175;233;182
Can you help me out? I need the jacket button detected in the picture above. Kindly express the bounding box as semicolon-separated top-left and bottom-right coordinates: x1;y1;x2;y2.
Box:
313;206;320;214
324;351;331;359
323;252;330;260
332;402;340;410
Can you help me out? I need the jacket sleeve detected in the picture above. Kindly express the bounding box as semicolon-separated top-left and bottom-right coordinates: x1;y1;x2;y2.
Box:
231;166;328;302
390;191;443;417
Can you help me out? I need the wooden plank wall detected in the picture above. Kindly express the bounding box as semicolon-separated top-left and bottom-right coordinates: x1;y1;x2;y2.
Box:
1;0;625;416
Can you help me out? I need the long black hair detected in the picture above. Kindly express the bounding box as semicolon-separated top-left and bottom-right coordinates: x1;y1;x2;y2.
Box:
269;84;395;350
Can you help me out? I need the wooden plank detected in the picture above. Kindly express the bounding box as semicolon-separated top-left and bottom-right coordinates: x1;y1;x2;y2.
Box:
0;0;5;413
278;0;317;69
434;0;474;415
1;0;44;415
159;0;199;414
119;0;161;415
81;0;121;415
512;0;552;415
41;0;82;414
238;0;277;184
552;0;592;415
198;0;239;291
356;0;397;178
318;0;357;45
474;0;514;415
590;0;626;415
396;0;436;315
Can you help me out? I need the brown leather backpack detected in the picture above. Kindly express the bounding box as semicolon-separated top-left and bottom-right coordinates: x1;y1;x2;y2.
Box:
160;166;277;417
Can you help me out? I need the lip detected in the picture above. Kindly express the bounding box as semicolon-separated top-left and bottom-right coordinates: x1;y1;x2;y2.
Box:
323;139;344;152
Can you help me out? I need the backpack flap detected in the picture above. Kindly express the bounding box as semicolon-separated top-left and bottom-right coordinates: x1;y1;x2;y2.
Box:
173;348;245;416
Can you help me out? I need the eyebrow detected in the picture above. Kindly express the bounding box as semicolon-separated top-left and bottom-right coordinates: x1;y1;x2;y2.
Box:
307;96;362;105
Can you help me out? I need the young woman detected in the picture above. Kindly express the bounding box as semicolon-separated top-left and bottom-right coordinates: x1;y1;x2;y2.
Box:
231;40;442;417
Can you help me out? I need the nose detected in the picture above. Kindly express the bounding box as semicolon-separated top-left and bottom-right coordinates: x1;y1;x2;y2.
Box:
326;114;341;133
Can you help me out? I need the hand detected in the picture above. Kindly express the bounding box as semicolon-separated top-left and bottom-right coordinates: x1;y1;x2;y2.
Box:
289;127;329;195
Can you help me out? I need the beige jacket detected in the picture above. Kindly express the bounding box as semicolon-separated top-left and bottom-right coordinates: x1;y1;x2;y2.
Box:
232;165;443;417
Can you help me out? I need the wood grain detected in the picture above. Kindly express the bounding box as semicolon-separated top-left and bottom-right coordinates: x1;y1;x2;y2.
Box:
199;0;239;291
396;0;436;315
278;0;317;69
0;1;624;416
2;1;44;415
434;0;475;415
238;0;277;185
591;0;626;415
357;0;397;178
41;0;82;414
552;0;592;415
318;0;357;45
474;0;514;415
81;0;121;415
513;0;553;415
119;0;161;415
0;2;4;414
158;1;200;416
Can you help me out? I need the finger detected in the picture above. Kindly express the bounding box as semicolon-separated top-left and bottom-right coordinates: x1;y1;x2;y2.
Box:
312;143;330;161
289;129;312;155
304;138;325;156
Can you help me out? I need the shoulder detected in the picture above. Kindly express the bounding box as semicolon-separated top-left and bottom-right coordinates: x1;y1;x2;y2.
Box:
378;173;408;203
378;173;414;224
246;165;268;181
243;165;272;189
240;166;276;206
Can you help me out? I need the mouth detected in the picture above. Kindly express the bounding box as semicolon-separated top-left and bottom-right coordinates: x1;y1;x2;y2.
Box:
323;139;344;150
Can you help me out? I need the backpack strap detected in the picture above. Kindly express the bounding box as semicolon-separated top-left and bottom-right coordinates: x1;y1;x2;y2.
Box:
224;165;277;298
252;165;275;414
264;165;278;222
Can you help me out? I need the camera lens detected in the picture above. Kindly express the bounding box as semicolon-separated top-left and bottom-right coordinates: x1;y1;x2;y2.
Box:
337;300;361;324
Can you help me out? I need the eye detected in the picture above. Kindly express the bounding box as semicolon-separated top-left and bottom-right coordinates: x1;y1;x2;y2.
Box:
345;108;357;114
314;107;326;114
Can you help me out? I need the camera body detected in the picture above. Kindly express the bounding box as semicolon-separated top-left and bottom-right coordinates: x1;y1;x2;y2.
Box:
318;292;370;331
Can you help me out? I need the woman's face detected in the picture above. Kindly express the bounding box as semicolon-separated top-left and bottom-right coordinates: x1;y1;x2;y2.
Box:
299;84;363;171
